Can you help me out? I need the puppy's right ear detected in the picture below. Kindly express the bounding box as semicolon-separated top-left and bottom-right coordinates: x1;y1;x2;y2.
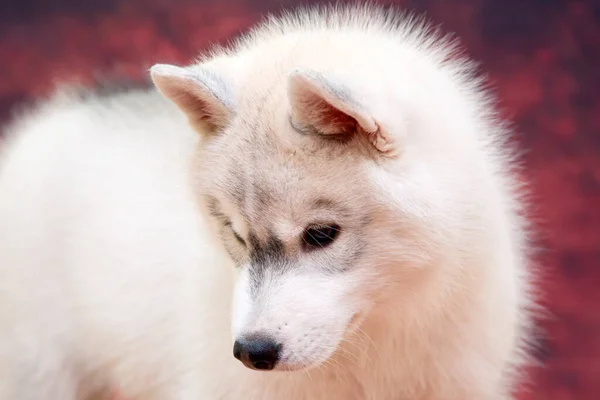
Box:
150;64;234;134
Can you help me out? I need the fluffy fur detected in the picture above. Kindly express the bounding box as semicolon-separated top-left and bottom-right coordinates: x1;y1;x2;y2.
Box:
0;4;535;400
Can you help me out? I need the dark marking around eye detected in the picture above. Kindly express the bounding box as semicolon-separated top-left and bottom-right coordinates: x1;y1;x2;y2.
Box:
247;232;290;296
248;232;286;267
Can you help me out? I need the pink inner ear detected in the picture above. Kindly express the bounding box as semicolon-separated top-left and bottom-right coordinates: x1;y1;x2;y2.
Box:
298;90;358;136
172;90;213;119
164;80;226;128
289;71;397;156
152;68;229;132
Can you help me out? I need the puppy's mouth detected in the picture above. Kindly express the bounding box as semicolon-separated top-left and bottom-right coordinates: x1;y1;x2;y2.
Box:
233;344;329;373
233;310;366;372
238;315;368;372
272;354;334;372
232;336;340;373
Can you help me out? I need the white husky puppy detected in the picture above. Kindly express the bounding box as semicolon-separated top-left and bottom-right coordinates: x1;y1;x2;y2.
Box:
0;4;535;400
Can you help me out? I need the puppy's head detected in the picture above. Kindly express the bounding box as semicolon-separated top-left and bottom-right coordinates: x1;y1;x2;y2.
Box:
150;57;461;371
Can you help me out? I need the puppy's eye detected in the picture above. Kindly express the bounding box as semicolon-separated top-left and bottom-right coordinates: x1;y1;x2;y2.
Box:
225;221;246;246
302;225;340;249
232;230;246;246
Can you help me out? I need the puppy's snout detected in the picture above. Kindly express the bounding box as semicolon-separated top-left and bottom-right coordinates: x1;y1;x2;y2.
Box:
233;336;281;371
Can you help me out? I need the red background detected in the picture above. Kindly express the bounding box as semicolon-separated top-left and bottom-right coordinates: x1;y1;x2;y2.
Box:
0;0;599;398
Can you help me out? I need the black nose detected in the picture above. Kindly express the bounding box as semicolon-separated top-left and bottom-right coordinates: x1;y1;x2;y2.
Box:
233;337;280;370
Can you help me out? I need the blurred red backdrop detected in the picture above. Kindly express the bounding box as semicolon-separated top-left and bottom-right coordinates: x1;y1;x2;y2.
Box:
0;0;598;398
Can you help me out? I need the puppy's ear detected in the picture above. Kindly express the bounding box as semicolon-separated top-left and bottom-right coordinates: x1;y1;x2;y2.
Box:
150;64;234;134
288;68;399;157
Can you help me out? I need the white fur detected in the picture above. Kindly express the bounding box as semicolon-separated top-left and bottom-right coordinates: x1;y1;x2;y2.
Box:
0;5;535;400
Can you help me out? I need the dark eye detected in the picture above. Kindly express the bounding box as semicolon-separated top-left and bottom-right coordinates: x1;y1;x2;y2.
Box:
302;225;340;249
225;221;246;246
233;230;246;246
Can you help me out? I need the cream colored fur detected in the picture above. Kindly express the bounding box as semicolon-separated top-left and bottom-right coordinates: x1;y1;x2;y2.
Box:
0;4;535;400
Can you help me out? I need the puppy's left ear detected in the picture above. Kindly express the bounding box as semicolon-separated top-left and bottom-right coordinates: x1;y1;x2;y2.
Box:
288;68;400;157
150;63;234;134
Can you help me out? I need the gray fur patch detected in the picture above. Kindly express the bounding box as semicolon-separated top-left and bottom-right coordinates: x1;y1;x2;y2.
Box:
248;232;289;297
191;68;235;112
